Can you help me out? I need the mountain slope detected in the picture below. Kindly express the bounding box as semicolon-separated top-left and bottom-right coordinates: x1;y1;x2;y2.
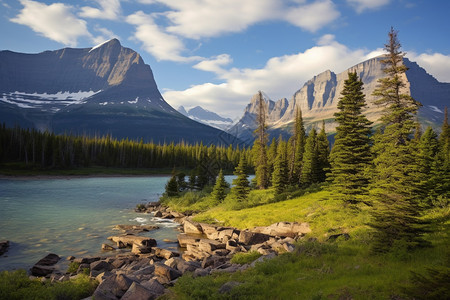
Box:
0;39;237;145
229;56;449;142
178;105;234;130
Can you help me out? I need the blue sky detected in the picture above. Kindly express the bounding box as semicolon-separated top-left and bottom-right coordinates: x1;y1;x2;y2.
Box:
1;0;449;120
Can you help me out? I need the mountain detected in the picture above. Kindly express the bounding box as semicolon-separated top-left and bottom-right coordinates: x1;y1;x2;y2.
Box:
0;39;237;145
177;105;234;130
229;56;450;143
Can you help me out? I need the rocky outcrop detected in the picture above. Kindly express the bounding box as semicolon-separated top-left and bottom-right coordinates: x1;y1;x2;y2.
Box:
0;240;9;256
30;253;61;276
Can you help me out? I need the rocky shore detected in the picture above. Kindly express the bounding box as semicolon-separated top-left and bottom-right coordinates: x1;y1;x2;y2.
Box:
28;202;311;299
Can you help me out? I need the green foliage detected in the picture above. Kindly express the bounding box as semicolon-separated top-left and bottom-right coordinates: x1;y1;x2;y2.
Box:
404;266;450;300
67;261;80;273
0;270;97;300
230;251;262;265
230;155;250;202
301;128;319;186
211;169;229;203
316;120;330;183
289;108;306;186
328;71;373;204
369;28;429;253
271;137;289;193
165;175;179;197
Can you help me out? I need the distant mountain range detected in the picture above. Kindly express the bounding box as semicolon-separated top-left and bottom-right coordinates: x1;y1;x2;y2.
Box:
0;39;237;145
228;56;450;144
178;105;234;130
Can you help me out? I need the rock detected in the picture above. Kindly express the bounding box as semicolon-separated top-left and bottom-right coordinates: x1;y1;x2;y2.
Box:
183;219;203;235
73;257;101;264
252;222;311;238
102;244;116;251
201;255;228;269
153;247;179;259
90;260;112;277
30;253;61;276
154;211;163;218
170;211;185;218
66;256;75;261
131;243;152;254
238;230;271;245
131;265;155;277
154;263;182;282
30;265;55;277
226;239;239;252
250;252;277;267
177;260;201;274
164;257;182;269
193;268;210;277
96;271;113;284
93;275;120;300
141;279;166;297
177;233;200;247
114;224;159;234
121;282;159;300
198;239;225;252
108;235;157;248
217;228;235;242
0;240;9;256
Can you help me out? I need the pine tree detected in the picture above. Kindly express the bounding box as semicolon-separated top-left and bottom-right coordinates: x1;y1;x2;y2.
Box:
165;175;179;197
316;120;330;183
328;71;373;204
267;137;278;185
211;169;229;202
301;128;318;186
272;136;289;193
253;91;270;189
290;108;306;185
369;28;429;253
231;155;250;201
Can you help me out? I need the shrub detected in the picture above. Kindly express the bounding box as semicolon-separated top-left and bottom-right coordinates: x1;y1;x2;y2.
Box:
67;261;80;273
230;251;262;265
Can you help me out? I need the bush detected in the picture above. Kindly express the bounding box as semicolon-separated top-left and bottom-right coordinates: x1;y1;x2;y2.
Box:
230;251;262;265
67;261;80;273
0;270;97;300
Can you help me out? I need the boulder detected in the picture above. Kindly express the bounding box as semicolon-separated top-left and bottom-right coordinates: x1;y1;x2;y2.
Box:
183;219;203;235
30;253;61;276
201;255;228;269
238;230;270;245
154;211;163;218
93;274;134;300
90;260;112;277
252;222;311;238
198;239;225;252
177;234;200;247
0;240;9;256
177;260;201;274
108;235;157;248
121;282;159;300
153;247;179;260
114;224;159;234
101;244;116;251
154;263;182;282
141;279;166;297
131;243;152;254
73;256;101;264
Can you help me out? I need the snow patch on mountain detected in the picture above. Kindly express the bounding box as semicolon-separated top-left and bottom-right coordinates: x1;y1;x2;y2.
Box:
178;105;234;130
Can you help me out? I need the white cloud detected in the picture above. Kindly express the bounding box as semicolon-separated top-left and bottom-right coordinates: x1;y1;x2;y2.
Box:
10;0;92;47
79;0;121;20
193;54;233;74
163;35;377;118
285;0;340;32
347;0;390;13
92;26;119;44
408;52;450;83
126;11;201;62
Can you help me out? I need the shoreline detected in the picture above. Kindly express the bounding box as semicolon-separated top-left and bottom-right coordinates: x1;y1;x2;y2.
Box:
0;173;171;180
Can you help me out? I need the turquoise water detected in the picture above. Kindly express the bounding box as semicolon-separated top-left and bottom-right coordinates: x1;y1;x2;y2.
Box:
0;176;180;271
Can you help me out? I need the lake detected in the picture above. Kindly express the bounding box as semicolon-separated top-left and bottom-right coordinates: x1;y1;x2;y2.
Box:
0;176;180;271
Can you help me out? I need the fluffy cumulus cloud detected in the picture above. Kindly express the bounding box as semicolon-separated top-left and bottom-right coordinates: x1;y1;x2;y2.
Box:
79;0;122;20
347;0;390;13
10;0;92;46
284;0;340;32
126;11;201;62
408;52;450;83
163;35;381;118
193;54;233;73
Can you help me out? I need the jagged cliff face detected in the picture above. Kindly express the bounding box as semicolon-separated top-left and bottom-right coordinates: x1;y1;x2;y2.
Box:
229;56;449;142
0;39;236;145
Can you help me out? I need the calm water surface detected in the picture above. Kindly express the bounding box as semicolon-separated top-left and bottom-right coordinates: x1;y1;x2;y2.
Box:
0;176;180;271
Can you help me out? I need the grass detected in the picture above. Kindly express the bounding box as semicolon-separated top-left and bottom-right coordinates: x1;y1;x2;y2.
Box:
230;251;262;265
0;270;97;300
162;186;450;299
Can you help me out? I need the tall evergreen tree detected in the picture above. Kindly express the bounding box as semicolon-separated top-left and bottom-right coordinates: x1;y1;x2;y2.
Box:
231;155;250;201
211;169;229;202
165;175;179;197
272;136;289;193
328;71;373;204
369;28;428;253
301;128;318;186
289;108;306;185
316;120;330;183
267;137;278;185
253;91;270;189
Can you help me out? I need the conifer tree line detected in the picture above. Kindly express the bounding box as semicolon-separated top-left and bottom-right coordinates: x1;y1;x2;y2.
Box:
0;125;249;171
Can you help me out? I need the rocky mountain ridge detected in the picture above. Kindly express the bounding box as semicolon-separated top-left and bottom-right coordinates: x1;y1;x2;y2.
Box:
0;39;237;145
178;105;234;130
228;56;449;143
